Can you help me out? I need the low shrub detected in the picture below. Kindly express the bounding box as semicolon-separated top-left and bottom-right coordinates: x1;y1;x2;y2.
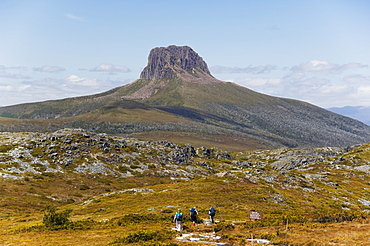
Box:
79;184;90;190
161;208;174;214
66;198;75;204
312;211;368;223
214;222;235;232
111;230;175;244
42;205;72;230
244;214;308;229
116;213;172;226
0;145;13;153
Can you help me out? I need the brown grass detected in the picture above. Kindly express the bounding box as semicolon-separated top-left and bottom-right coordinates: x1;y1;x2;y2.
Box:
2;175;370;245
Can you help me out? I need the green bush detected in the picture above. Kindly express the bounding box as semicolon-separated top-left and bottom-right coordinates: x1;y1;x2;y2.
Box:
161;208;174;214
0;145;13;153
214;222;235;232
116;213;171;226
244;215;308;229
42;205;72;229
148;164;156;169
79;184;90;190
112;230;175;244
66;198;75;204
312;211;367;223
118;165;130;172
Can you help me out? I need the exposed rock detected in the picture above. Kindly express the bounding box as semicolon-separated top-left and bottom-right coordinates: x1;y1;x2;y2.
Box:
303;174;328;180
0;129;236;180
354;165;370;173
3;129;370;211
359;199;370;206
139;45;219;83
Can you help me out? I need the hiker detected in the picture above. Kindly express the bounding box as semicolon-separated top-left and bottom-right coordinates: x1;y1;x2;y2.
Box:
209;206;216;224
189;207;198;226
173;209;183;231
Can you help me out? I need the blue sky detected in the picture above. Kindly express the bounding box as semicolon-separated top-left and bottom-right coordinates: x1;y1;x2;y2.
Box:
1;0;370;108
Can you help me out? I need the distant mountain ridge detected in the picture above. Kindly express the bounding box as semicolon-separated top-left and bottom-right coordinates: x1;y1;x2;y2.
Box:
328;106;370;126
1;45;370;150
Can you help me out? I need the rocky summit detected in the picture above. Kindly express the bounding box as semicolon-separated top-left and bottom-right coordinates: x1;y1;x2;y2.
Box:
140;45;219;83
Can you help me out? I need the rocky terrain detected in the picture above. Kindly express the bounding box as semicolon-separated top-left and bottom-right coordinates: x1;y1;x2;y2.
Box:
2;129;370;245
2;128;370;209
0;128;231;180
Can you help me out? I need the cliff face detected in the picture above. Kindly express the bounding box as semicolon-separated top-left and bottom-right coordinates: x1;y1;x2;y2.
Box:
140;45;215;82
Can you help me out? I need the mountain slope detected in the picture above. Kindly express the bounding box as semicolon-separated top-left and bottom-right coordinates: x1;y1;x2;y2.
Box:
1;45;370;149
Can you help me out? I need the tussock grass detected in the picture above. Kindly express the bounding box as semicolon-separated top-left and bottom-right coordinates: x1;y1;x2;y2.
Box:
2;134;370;245
2;175;370;245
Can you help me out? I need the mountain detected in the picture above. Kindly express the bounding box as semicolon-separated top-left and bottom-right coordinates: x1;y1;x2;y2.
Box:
328;106;370;126
1;45;370;150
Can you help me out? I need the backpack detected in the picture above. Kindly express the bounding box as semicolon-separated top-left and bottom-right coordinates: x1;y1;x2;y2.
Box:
209;207;216;216
190;208;197;217
175;212;183;220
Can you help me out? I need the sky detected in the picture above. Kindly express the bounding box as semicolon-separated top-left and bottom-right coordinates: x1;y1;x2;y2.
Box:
1;0;370;108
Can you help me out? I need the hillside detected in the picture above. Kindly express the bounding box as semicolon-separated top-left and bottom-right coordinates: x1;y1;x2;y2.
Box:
1;45;370;150
2;129;370;245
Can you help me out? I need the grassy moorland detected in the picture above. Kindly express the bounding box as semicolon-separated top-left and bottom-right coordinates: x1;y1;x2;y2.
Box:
1;130;370;245
2;176;370;245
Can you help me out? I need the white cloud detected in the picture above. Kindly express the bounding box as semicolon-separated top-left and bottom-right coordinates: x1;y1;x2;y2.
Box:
33;65;66;73
225;64;370;108
64;13;86;22
0;73;30;79
0;84;33;106
0;65;27;71
90;64;131;73
0;85;13;91
17;84;31;91
345;74;370;84
357;86;370;95
282;72;306;80
231;77;281;87
0;79;104;106
0;65;30;79
291;60;367;74
341;63;368;70
316;84;350;95
210;65;276;74
283;76;329;86
65;75;100;87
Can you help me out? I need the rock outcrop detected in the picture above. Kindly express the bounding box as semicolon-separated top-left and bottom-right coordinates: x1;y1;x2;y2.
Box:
0;129;232;179
140;45;217;83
